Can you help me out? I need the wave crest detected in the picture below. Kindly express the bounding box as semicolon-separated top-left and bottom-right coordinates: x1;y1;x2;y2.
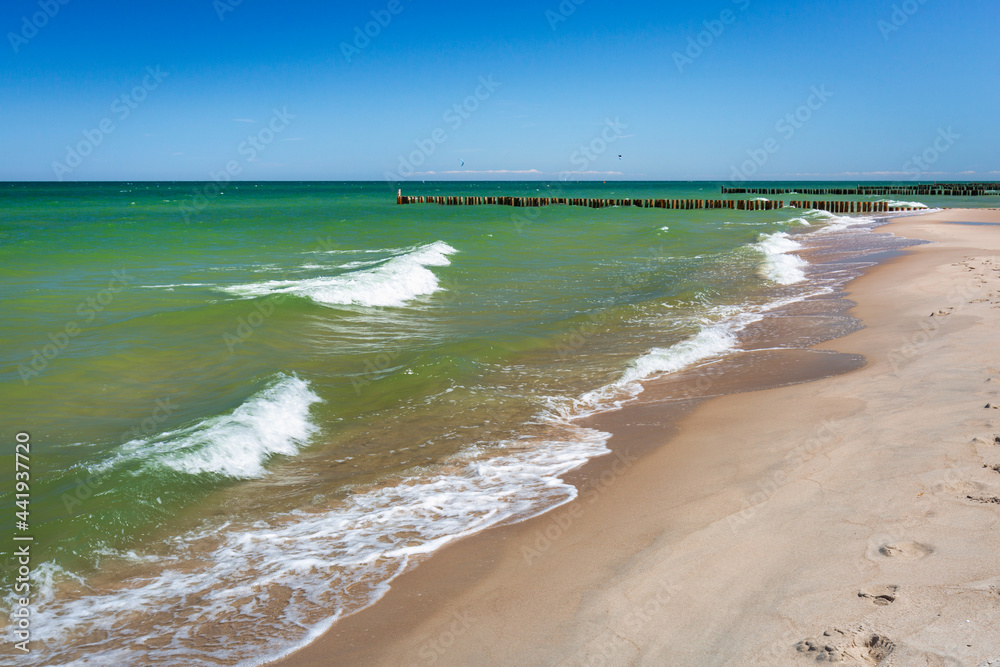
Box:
755;231;807;284
223;241;458;307
93;374;321;479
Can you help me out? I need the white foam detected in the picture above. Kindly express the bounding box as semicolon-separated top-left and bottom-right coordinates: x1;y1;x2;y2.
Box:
620;320;743;385
139;283;214;289
336;258;390;270
566;282;844;421
15;423;608;667
9;215;897;666
223;241;457;308
810;210;885;234
755;231;808;284
878;199;928;209
555;308;766;420
91;374;321;479
304;246;410;255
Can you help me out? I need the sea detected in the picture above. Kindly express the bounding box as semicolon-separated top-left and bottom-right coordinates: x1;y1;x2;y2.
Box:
0;181;992;665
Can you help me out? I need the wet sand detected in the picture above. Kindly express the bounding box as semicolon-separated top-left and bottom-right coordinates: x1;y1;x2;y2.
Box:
275;208;1000;667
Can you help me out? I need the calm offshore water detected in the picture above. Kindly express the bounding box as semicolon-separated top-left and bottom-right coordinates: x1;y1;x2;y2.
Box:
0;181;990;664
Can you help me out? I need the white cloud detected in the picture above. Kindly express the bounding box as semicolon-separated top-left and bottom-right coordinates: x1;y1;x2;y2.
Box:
784;170;980;178
413;169;544;176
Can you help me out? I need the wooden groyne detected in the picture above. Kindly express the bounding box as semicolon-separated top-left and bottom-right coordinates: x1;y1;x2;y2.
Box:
396;194;924;213
785;200;915;213
722;183;1000;196
396;195;776;210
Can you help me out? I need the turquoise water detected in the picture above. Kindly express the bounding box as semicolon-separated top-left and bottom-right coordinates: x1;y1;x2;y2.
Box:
0;181;992;664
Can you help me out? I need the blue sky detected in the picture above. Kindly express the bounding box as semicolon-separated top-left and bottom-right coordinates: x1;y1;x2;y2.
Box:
2;0;997;181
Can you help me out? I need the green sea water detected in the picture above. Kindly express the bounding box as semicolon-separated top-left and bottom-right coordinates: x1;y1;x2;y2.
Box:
0;181;993;665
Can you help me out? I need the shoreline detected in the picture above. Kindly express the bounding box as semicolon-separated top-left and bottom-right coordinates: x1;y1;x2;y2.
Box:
275;208;1000;666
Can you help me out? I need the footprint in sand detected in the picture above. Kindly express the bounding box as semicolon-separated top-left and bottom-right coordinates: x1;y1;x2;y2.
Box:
934;478;988;498
794;628;894;665
878;541;934;560
858;585;898;606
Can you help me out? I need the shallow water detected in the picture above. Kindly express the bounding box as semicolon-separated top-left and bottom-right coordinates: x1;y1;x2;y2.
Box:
0;180;979;664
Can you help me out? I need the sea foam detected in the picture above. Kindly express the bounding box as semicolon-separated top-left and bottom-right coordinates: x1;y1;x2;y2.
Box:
92;374;321;479
13;209;891;666
755;231;808;284
18;422;608;667
878;199;928;209
619;316;747;386
223;241;457;308
554;308;766;420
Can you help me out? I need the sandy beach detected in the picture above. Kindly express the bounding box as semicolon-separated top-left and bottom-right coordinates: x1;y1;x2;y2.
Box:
8;2;999;663
277;208;1000;667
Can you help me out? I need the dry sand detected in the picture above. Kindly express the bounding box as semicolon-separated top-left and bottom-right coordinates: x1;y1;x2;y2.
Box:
277;208;1000;667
